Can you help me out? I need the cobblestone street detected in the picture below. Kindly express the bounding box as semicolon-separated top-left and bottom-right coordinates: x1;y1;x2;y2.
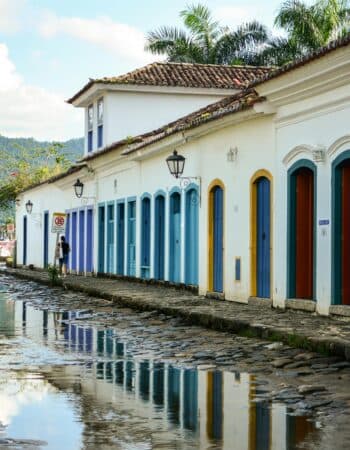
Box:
6;267;350;361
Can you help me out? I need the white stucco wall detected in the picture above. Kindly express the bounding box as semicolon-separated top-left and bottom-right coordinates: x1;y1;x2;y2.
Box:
84;90;226;155
274;89;350;314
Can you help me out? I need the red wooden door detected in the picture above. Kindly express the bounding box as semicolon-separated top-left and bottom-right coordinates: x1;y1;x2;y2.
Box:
295;169;314;299
342;165;350;305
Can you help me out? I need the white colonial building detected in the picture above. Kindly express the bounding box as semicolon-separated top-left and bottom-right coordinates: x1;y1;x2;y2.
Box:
16;35;350;316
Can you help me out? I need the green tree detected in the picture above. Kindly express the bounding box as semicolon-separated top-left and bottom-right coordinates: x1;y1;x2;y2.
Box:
0;143;71;214
145;3;269;65
257;0;350;65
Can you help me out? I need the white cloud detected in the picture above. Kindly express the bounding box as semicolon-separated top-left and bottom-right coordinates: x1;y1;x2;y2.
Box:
214;6;254;28
38;12;155;66
0;0;26;33
0;43;82;141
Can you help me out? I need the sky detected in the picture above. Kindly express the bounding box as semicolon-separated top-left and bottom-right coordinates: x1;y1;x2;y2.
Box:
0;0;286;141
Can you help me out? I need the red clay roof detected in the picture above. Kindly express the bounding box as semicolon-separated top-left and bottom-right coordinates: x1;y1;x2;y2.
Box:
67;62;272;103
80;89;263;162
251;32;350;87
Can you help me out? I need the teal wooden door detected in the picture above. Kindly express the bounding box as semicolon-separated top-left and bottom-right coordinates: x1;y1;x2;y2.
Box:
127;200;136;276
169;192;181;283
98;205;105;273
117;202;125;275
185;188;199;285
107;204;115;273
154;195;165;280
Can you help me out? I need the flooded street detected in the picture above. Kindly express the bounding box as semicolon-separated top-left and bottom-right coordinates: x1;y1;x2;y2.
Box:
0;273;349;449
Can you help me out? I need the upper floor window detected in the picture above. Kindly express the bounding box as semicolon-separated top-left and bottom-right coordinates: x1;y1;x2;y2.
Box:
88;104;93;130
97;98;103;125
97;98;103;148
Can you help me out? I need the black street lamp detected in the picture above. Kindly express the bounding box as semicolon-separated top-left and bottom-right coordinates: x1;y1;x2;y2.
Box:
166;150;186;179
25;200;33;214
73;179;84;198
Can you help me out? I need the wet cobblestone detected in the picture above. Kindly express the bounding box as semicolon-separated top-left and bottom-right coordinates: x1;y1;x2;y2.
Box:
6;267;350;361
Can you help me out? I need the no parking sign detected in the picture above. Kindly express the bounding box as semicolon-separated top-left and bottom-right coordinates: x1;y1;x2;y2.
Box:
51;213;67;234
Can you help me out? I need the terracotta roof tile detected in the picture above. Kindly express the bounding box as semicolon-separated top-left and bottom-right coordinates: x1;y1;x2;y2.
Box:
67;62;272;103
251;32;350;87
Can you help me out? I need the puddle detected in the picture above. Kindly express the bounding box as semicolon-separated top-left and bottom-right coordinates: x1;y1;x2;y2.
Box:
0;279;331;449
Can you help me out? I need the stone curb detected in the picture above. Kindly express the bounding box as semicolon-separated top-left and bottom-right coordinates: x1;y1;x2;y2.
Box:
4;269;350;361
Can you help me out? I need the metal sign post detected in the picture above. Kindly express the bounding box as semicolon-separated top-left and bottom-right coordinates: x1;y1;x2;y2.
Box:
51;213;67;267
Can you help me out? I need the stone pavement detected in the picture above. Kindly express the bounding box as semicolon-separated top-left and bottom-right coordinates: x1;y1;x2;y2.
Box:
4;267;350;361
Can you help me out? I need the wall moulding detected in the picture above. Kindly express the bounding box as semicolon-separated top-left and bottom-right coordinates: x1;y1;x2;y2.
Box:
283;144;326;167
327;135;350;159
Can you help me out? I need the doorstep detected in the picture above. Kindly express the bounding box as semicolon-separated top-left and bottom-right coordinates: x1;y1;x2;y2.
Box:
329;305;350;318
206;291;225;300
248;297;272;308
285;298;316;313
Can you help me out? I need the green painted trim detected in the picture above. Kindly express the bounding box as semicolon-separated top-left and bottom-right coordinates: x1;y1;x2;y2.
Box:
287;159;317;300
331;150;350;305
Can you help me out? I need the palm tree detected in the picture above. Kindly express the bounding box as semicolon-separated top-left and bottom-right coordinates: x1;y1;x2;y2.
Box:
145;3;269;65
258;0;350;65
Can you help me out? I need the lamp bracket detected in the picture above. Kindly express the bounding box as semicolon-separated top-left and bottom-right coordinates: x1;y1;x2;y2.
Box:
178;176;202;207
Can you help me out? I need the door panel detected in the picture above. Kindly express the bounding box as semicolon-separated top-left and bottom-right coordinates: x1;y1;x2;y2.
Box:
117;203;125;275
213;187;223;293
98;206;105;273
169;193;181;283
127;201;136;276
23;216;27;266
342;165;350;305
86;209;93;273
107;204;115;273
43;212;49;268
71;212;77;271
79;210;85;273
256;178;271;298
141;198;151;279
295;169;314;299
185;189;199;285
154;195;165;280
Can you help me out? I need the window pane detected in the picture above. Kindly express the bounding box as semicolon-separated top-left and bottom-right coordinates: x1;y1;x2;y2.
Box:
88;105;93;130
98;98;103;124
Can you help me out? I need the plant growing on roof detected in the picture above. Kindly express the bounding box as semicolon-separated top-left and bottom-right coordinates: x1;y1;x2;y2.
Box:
145;3;269;65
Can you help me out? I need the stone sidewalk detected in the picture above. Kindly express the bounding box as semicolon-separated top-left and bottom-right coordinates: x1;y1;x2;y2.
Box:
4;267;350;361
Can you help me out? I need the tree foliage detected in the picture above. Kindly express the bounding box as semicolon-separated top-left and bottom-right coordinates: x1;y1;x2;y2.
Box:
146;1;350;67
0;143;71;213
145;3;269;65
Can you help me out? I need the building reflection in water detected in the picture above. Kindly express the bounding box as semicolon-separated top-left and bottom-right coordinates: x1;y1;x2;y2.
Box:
11;302;316;449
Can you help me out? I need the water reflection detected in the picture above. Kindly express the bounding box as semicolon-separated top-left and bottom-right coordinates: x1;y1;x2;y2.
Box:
0;293;317;450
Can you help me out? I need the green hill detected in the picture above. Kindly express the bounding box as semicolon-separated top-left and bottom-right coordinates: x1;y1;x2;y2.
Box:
0;135;84;224
0;135;84;162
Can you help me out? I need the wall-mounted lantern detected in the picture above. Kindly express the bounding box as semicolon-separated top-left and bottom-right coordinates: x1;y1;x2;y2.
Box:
73;179;84;198
25;200;33;214
166;150;201;206
166;150;186;179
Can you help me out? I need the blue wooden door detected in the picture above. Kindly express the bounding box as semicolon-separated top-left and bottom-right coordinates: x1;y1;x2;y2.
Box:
141;197;151;278
213;187;223;292
65;213;70;269
257;177;271;298
127;201;136;276
79;210;85;273
185;188;199;285
23;216;27;266
71;212;77;271
43;212;49;268
86;209;93;273
107;204;115;273
117;203;125;275
154;195;165;280
98;206;105;273
169;192;181;283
